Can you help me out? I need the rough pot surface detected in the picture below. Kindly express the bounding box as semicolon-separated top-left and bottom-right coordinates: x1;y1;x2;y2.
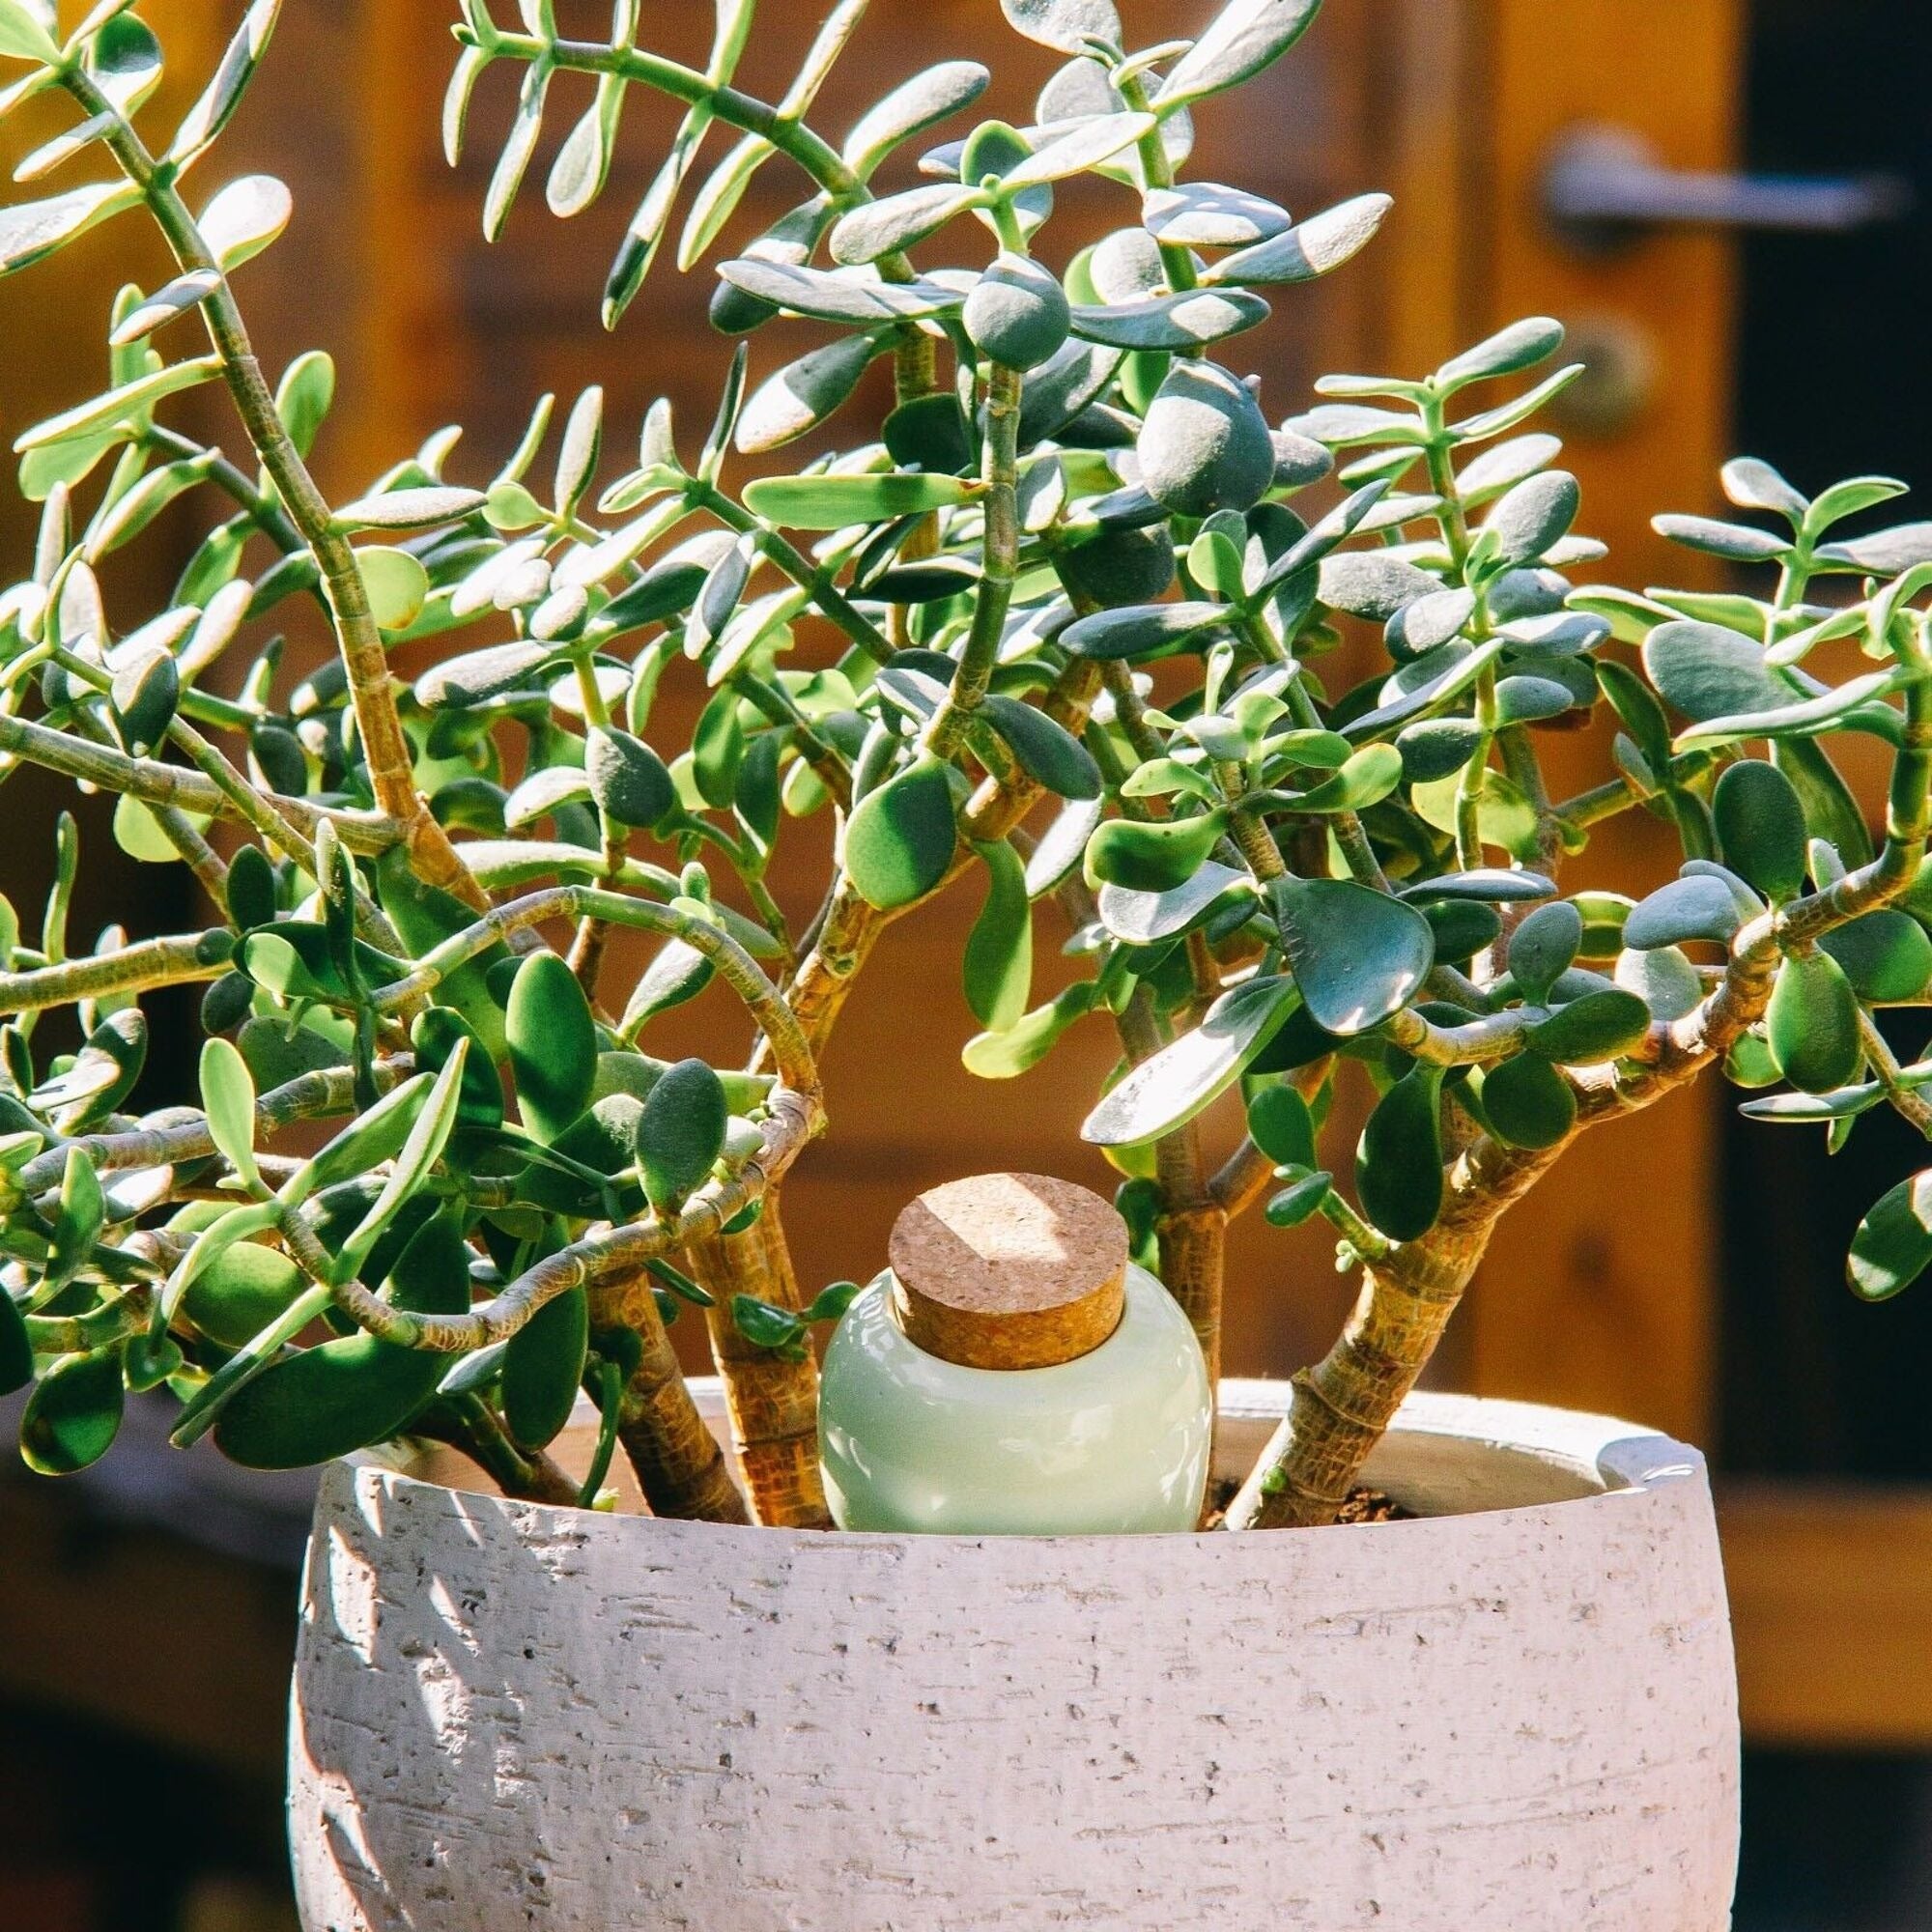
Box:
288;1383;1739;1931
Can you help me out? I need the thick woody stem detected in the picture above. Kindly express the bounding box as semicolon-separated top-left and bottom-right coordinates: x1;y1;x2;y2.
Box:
689;1206;831;1529
1227;1131;1566;1530
590;1264;750;1523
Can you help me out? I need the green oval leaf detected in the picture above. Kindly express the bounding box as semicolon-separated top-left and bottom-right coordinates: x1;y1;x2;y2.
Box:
14;352;222;454
1434;318;1566;393
1000;0;1121;56
842;61;991;180
963;981;1096;1079
21;1349;125;1476
844;754;957;910
333;1044;470;1284
1082;975;1297;1148
1713;758;1808;902
1271;877;1435;1036
1507;900;1581;1004
1281;744;1404;814
743;471;979;530
1069;288;1270;352
1480;469;1578;571
1203;193;1391;287
1477;1054;1577;1151
1144;181;1293;249
1622;874;1745;952
412;1006;505;1131
507;952;598;1145
634;1056;727;1213
1848;1169;1932;1301
964;253;1071;371
736;332;881;454
585;724;675;829
0;180;141;278
0;1;62;66
197;172;293;271
199;1036;261;1190
213;1211;470;1469
355;545;431;631
1264;1170;1333;1227
963;838;1033;1032
1356;1065;1444;1242
830;182;981;267
106;645;179;756
1524;987;1653;1065
1641;619;1787;724
1156;0;1321;106
1246;1082;1316;1168
502;1283;590;1450
181;1240;305;1351
1767;948;1863;1094
336;484;488;530
1083;810;1226;895
716;256;964;326
1096;860;1250;945
1819;911;1932;1005
225;843;278;931
980;693;1102;800
1138;357;1275;517
1422;898;1501;964
0;1286;31;1396
1061;600;1228;662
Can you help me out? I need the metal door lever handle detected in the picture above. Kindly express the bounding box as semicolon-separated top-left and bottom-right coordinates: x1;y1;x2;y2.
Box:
1544;126;1912;252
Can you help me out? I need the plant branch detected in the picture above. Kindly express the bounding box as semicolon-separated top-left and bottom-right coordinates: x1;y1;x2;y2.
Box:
925;362;1021;758
476;26;865;204
0;713;400;853
0;931;231;1015
58;64;489;910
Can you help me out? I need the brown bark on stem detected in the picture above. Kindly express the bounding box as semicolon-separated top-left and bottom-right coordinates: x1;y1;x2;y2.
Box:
689;1206;832;1529
1226;1131;1566;1530
592;1265;751;1523
1155;1141;1225;1389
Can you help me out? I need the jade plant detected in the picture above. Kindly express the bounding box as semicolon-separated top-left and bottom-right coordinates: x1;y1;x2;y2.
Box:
3;0;1931;1535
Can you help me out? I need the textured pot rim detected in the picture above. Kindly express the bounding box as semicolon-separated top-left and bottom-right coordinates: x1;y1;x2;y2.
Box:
347;1380;1708;1547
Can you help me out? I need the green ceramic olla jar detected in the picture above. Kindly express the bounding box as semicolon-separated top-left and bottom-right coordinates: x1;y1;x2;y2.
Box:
818;1173;1211;1535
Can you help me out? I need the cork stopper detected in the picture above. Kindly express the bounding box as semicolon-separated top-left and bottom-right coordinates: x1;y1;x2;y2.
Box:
888;1173;1128;1371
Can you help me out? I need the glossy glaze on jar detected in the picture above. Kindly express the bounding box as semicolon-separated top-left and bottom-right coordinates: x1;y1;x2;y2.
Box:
817;1262;1211;1534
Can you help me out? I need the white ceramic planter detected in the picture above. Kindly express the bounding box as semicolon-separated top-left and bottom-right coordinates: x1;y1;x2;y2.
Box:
289;1381;1739;1931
